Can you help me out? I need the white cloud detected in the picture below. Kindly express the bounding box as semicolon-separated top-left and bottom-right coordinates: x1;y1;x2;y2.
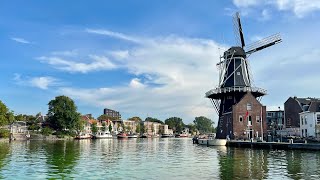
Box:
51;50;78;57
38;55;117;73
11;37;31;44
13;74;59;90
86;28;141;43
56;32;223;121
232;0;320;18
233;0;260;8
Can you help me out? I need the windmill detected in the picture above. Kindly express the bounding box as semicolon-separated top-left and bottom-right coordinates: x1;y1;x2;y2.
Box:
206;12;281;139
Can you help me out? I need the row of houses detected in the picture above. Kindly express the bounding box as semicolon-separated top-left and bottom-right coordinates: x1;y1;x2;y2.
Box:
266;97;320;139
80;113;174;136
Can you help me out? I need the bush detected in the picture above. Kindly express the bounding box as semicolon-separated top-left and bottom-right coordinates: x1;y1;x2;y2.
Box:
41;127;53;136
0;128;10;138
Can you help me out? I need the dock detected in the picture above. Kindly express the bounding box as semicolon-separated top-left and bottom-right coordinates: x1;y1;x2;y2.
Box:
227;140;320;150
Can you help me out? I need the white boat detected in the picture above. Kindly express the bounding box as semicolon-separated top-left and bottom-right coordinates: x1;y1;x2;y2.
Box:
94;131;113;139
198;133;227;146
128;134;138;138
75;132;91;139
198;139;208;145
208;138;227;146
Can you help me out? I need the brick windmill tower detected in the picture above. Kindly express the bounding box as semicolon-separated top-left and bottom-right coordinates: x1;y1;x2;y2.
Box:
206;12;281;140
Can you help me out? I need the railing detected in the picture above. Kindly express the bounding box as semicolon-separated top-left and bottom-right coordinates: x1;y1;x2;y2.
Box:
205;86;267;97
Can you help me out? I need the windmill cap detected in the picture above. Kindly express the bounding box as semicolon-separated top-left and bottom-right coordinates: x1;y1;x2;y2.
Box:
224;46;246;59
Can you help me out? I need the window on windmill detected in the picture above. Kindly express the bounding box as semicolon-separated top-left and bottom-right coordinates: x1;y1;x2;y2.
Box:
301;117;304;125
247;103;252;111
239;115;243;122
237;72;241;75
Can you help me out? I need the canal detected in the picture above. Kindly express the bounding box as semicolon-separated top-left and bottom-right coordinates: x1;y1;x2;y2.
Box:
0;138;319;179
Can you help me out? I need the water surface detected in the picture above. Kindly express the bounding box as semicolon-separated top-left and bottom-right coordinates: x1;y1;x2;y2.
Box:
0;138;319;179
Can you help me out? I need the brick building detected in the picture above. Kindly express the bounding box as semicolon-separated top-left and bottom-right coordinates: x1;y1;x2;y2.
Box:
221;92;267;140
284;97;320;128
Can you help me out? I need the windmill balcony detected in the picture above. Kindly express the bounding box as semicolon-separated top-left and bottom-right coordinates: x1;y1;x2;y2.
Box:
205;86;267;99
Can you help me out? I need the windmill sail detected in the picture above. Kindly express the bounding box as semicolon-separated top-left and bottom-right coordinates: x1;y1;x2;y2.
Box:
233;12;245;48
245;33;282;55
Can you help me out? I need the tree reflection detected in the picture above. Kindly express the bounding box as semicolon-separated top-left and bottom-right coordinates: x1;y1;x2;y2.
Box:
219;148;268;179
44;140;80;179
0;141;10;178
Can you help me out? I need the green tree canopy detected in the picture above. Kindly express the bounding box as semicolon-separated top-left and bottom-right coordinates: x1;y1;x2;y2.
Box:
145;117;164;124
128;116;142;122
0;100;14;126
186;123;197;134
193;116;215;134
47;95;81;132
97;114;118;121
165;117;185;133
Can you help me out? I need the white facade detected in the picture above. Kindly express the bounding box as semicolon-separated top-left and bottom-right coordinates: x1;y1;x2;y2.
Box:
299;112;320;138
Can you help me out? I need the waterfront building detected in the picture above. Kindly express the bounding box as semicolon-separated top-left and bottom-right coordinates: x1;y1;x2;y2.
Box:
144;121;161;135
159;124;173;135
123;120;137;134
284;97;320;136
103;108;121;119
230;93;267;140
299;112;320;138
266;110;284;135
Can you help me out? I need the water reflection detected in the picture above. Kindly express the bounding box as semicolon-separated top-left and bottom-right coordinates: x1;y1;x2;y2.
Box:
43;140;80;179
219;148;269;180
0;139;320;179
0;141;10;179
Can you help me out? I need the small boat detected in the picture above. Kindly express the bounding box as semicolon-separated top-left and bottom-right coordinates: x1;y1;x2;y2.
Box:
152;134;160;138
75;132;91;139
94;131;112;139
140;133;152;138
162;134;174;138
128;134;138;138
198;133;227;146
117;132;128;138
179;133;189;138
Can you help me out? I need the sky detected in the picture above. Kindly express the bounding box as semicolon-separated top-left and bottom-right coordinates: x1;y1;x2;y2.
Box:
1;0;320;124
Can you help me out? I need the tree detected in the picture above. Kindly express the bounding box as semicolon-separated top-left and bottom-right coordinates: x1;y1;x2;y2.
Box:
101;122;106;132
97;114;117;121
128;116;142;122
186;123;197;134
136;123;141;134
108;124;112;133
0;100;14;126
193;116;215;134
145;117;164;124
91;122;98;134
47;95;81;132
165;117;185;133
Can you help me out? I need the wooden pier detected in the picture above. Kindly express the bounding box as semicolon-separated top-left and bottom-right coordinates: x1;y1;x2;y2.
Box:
227;140;320;150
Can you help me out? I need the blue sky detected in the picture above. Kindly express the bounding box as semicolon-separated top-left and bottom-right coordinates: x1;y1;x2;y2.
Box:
1;0;320;123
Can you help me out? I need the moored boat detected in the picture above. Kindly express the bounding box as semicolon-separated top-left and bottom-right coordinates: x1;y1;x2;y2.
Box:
94;131;112;139
117;132;128;138
75;133;91;139
161;134;174;138
128;134;138;138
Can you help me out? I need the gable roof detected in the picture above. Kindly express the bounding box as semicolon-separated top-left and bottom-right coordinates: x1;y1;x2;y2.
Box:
292;97;320;112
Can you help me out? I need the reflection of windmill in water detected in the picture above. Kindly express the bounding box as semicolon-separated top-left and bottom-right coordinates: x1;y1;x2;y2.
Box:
206;12;282;139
